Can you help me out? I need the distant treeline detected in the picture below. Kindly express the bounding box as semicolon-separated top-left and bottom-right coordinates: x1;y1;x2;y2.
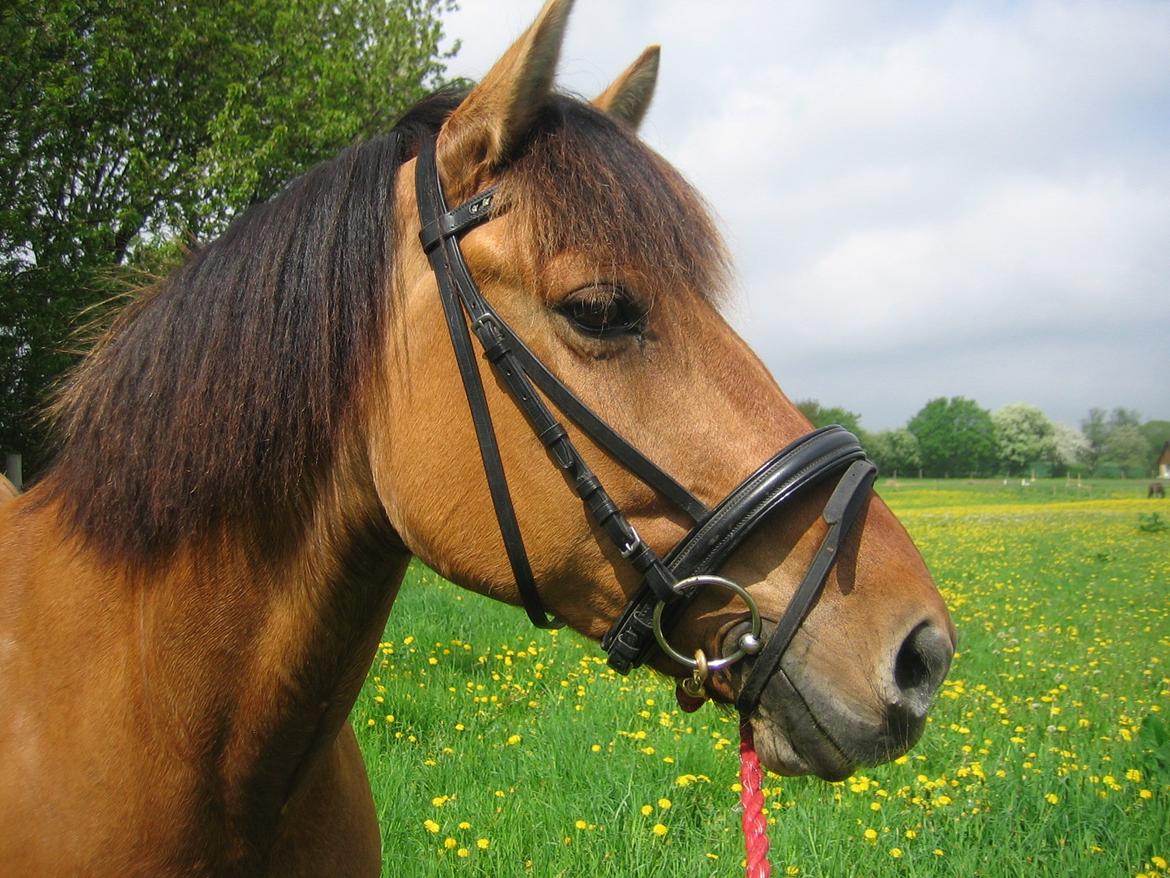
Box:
797;399;1168;479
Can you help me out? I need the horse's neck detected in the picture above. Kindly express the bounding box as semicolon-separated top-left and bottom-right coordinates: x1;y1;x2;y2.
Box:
144;465;405;821
11;454;407;841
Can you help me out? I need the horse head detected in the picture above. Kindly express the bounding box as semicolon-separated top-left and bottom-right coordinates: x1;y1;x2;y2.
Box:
370;0;954;780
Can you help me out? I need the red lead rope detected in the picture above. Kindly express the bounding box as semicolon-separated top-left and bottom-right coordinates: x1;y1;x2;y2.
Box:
739;719;772;878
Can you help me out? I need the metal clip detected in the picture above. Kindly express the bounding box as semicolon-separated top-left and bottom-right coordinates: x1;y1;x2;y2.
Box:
471;311;500;334
618;523;643;559
680;648;710;700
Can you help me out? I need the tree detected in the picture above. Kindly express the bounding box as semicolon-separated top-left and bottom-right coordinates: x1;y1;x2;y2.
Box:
868;428;921;478
908;396;996;477
1137;423;1165;470
1102;425;1152;477
1050;423;1091;476
1081;408;1109;472
992;403;1056;475
1080;408;1163;475
1;0;457;473
1108;408;1142;430
795;399;867;442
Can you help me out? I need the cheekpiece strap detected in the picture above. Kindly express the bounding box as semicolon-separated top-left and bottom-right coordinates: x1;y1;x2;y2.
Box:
419;188;498;253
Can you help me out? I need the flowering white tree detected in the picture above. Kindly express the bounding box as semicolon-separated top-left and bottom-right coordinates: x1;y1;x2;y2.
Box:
992;404;1057;475
1051;423;1091;474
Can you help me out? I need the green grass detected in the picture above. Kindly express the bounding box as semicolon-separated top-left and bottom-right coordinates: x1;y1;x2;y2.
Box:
355;479;1170;876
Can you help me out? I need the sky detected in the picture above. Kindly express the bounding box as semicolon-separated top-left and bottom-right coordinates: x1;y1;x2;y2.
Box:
440;1;1169;431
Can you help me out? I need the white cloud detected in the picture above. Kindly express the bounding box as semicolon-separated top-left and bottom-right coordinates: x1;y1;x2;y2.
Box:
442;1;1170;428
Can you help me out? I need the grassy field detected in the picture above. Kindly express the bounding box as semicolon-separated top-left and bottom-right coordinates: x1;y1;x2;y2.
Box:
354;479;1169;877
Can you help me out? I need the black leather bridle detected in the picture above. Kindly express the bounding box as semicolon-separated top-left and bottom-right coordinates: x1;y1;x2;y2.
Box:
415;134;877;715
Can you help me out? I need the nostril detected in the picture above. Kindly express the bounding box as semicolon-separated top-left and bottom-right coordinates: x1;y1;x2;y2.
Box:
891;622;954;716
894;633;931;692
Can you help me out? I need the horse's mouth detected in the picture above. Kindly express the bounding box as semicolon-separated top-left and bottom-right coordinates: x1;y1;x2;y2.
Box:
745;669;857;781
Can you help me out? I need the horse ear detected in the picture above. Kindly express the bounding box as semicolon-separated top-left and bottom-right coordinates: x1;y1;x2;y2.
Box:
437;0;573;189
592;45;660;131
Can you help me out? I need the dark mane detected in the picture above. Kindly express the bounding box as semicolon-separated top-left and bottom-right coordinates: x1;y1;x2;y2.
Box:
43;89;726;563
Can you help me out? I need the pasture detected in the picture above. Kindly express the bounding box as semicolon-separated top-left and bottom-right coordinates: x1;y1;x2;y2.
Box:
355;479;1169;876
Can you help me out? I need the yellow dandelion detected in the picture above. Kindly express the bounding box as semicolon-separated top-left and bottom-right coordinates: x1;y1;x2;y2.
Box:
443;837;456;850
640;804;653;816
652;823;668;837
658;797;672;809
1139;789;1153;800
457;821;471;830
1044;793;1059;805
574;819;587;830
506;734;522;746
423;819;440;834
1152;856;1167;869
786;867;800;875
889;848;903;859
457;848;469;858
477;838;490;850
863;828;878;842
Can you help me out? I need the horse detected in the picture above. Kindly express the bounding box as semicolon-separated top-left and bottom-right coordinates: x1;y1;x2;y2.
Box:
1150;482;1166;498
0;1;954;874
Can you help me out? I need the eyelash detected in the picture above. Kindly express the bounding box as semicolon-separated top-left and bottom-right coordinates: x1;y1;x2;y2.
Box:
557;285;646;339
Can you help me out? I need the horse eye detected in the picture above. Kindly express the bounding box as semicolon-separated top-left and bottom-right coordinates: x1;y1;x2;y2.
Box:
559;287;645;339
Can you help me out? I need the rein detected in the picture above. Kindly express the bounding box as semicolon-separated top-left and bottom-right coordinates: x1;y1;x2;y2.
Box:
414;133;876;716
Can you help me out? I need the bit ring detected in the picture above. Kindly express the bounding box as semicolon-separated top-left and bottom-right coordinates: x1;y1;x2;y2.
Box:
652;574;762;671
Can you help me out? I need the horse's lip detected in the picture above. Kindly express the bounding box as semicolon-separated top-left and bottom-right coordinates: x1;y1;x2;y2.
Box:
721;619;856;780
743;666;856;781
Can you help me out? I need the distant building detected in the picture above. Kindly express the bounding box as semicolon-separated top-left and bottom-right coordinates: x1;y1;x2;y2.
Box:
1160;441;1170;479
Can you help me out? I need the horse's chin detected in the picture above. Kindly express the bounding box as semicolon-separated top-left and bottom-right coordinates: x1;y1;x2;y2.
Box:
749;693;857;782
743;659;930;781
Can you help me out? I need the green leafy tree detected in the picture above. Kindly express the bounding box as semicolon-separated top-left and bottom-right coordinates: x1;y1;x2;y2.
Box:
1;0;457;474
1102;424;1153;477
908;396;996;477
1108;408;1142;430
795;399;867;442
992;403;1056;475
1081;407;1109;472
1080;408;1163;475
868;428;921;478
1139;419;1170;458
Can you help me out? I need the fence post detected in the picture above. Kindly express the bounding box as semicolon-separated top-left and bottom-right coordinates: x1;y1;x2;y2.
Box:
4;453;22;491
